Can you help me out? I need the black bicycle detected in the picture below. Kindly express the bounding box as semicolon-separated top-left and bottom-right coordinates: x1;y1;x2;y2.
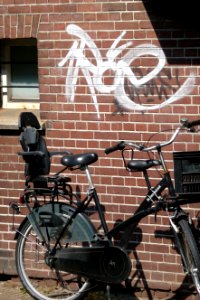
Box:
14;114;200;300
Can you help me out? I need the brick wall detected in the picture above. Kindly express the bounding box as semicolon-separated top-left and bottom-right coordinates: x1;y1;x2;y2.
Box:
1;0;200;297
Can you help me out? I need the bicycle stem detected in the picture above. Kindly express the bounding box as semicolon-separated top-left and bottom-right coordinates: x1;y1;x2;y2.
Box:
157;147;168;172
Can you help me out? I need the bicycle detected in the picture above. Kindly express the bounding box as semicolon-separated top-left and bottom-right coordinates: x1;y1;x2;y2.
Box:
14;116;200;300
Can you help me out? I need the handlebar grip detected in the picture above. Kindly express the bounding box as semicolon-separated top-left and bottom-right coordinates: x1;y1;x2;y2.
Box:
105;141;125;154
187;119;200;128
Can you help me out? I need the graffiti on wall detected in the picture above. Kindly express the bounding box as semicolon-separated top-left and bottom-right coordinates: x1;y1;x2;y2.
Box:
59;24;196;117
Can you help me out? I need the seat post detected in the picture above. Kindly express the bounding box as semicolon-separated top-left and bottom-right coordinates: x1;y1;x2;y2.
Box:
143;170;151;190
84;166;94;189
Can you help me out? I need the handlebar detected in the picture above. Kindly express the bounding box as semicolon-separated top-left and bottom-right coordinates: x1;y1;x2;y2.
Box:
104;141;126;154
18;151;45;157
105;118;200;154
186;119;200;128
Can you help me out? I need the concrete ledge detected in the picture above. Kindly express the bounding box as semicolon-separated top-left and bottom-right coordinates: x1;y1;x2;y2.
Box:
0;109;40;130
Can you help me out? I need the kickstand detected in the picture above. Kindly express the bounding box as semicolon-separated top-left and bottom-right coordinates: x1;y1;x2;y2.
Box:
106;285;111;300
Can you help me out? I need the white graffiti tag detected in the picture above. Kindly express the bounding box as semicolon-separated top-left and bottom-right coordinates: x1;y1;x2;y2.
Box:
59;24;196;117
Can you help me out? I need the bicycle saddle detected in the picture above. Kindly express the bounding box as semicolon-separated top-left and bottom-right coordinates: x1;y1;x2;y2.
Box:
127;159;161;171
61;152;98;168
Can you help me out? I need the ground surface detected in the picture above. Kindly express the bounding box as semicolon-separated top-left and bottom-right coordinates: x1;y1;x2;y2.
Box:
0;276;199;300
0;277;146;300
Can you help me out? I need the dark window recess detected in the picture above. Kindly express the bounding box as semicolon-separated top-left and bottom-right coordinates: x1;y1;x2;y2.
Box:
173;151;200;198
0;38;39;109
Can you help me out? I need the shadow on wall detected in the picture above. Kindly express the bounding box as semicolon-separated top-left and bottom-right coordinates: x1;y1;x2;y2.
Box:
142;0;200;65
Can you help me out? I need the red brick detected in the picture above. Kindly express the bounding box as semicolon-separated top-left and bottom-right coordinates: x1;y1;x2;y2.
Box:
103;3;126;12
0;1;199;295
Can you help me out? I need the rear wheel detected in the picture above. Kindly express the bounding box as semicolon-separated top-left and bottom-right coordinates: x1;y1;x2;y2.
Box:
177;218;200;296
16;208;95;300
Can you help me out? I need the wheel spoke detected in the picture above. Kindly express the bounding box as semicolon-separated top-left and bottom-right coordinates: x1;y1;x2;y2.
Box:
15;205;95;300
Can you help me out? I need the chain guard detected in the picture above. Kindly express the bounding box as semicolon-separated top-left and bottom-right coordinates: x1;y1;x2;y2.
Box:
49;246;131;284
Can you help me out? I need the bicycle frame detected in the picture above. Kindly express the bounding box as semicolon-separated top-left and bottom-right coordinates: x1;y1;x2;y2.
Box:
15;117;200;299
19;140;189;256
21;119;193;252
53;154;177;251
61;141;194;253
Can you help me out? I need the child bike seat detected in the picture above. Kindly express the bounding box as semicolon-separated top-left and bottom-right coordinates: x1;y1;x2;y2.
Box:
19;112;50;182
18;112;71;188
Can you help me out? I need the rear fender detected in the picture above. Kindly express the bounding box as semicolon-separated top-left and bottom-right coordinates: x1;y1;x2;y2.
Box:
15;203;96;243
14;217;29;240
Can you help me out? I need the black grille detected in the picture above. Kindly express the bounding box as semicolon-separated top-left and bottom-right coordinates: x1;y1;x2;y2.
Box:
173;151;200;197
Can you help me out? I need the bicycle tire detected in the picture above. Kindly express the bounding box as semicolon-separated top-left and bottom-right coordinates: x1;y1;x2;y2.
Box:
16;206;95;300
176;218;200;296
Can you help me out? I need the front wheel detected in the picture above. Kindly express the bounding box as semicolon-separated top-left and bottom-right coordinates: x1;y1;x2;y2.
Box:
15;208;96;300
176;218;200;296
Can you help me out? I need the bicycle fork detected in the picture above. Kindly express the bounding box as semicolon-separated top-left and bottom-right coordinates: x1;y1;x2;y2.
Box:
169;210;191;272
